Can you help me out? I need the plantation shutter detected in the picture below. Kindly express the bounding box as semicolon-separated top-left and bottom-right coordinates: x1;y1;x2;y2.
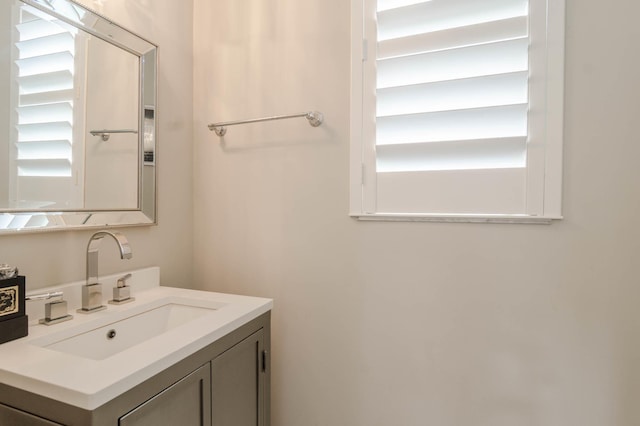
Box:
11;4;83;209
376;0;529;169
354;0;564;219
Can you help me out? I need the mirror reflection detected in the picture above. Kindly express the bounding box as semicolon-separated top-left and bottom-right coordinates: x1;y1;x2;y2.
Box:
0;0;157;232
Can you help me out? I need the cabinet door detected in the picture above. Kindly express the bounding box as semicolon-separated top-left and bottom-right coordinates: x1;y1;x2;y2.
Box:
0;403;63;426
119;363;211;426
212;329;266;426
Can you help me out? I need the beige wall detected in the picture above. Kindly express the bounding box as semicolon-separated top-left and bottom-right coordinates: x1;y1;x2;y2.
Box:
0;0;194;289
193;1;640;425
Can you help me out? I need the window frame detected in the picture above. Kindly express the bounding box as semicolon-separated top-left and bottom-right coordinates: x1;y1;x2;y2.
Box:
350;0;566;224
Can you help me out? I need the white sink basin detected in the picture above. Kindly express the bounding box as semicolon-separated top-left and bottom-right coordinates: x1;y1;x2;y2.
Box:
38;303;217;360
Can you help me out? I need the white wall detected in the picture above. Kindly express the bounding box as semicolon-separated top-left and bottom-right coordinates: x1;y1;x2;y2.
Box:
193;1;640;425
0;0;194;290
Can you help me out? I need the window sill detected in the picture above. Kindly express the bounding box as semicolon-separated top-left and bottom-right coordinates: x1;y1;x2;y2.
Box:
351;213;562;225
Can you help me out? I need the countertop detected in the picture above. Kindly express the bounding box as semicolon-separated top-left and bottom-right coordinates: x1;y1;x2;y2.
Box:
0;267;272;410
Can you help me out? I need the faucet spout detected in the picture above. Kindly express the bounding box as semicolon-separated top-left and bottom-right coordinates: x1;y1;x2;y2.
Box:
86;231;132;285
80;231;132;313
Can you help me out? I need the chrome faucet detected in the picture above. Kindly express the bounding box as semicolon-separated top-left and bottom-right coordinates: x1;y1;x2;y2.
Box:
78;231;132;313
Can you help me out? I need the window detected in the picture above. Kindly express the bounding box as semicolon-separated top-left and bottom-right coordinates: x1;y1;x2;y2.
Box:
350;0;565;223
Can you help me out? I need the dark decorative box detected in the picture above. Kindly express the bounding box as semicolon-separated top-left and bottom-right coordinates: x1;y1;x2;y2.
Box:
0;275;28;344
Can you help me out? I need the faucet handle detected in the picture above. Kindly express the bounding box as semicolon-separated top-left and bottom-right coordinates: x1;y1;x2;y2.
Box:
109;273;135;305
26;291;73;326
117;273;132;288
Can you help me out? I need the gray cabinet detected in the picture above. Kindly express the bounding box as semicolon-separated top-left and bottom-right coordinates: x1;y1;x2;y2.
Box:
120;363;211;426
0;403;63;426
212;329;266;426
0;312;270;426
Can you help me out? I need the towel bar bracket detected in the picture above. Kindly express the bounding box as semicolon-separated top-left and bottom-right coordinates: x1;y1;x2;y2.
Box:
90;129;138;142
208;111;324;137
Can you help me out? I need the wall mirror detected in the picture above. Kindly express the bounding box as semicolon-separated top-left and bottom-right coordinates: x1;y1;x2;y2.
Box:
0;0;156;233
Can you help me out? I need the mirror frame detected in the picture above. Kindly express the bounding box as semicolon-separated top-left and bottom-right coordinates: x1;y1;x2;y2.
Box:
0;0;157;234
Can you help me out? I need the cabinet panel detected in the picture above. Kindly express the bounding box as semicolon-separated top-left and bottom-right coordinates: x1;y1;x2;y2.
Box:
119;363;211;426
0;403;63;426
212;329;265;426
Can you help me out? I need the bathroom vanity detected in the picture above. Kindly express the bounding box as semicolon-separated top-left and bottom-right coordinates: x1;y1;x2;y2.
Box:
0;268;272;426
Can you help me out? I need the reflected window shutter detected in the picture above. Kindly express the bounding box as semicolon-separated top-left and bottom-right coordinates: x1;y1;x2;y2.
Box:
15;6;75;178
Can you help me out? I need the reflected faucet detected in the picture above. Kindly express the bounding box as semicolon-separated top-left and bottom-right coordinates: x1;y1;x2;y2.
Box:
78;231;132;313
